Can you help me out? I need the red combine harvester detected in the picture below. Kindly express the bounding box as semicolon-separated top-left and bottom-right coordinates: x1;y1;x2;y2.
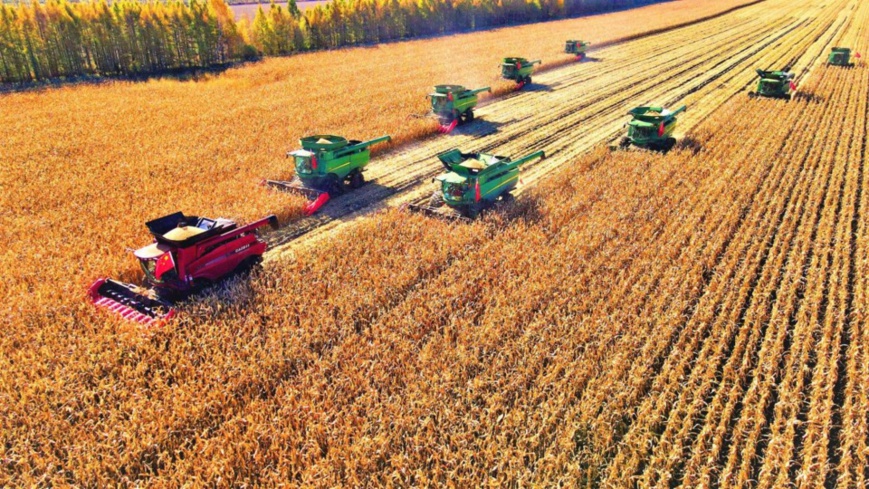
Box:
88;212;279;325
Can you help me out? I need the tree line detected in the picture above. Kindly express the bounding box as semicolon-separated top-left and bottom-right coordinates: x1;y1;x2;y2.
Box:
0;0;655;83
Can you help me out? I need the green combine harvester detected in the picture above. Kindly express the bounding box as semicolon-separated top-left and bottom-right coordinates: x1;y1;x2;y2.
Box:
429;84;491;133
409;148;545;221
615;105;686;151
749;69;795;99
565;40;591;60
828;47;860;66
266;134;391;215
501;57;541;88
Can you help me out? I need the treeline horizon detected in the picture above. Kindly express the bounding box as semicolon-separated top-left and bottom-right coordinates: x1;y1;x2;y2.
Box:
0;0;312;4
0;0;659;84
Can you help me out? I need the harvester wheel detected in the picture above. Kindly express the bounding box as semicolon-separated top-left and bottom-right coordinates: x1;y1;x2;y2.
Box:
349;170;365;189
326;174;345;196
155;287;182;302
664;138;677;151
429;190;445;207
465;110;475;123
526;76;532;85
501;192;515;203
619;137;632;149
464;204;481;219
237;256;263;275
192;278;213;293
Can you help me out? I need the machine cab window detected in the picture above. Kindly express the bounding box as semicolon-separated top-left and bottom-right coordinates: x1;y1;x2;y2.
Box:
289;150;316;174
443;180;469;198
295;154;312;172
432;96;449;111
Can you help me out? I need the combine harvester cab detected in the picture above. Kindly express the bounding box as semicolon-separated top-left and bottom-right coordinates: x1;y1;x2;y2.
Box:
828;47;860;66
615;105;686;151
429;85;491;134
749;69;796;99
565;40;591;60
501;57;541;88
409;148;544;222
266;134;391;215
88;212;279;325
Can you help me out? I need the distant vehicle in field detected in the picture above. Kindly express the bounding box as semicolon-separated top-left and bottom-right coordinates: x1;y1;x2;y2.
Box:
614;105;687;151
429;84;491;134
828;47;860;66
565;40;591;60
501;57;541;88
266;134;391;214
409;148;544;221
749;69;796;99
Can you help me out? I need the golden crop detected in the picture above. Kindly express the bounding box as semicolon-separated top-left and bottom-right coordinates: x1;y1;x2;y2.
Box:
2;0;867;485
0;0;755;303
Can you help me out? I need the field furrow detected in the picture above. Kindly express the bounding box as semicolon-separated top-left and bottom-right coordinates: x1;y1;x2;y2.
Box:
835;48;869;489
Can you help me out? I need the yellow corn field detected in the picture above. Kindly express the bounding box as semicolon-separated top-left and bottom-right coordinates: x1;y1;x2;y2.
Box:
2;0;869;485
